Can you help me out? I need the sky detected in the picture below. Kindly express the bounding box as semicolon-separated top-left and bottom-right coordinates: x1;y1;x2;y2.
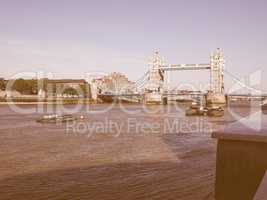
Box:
0;0;266;92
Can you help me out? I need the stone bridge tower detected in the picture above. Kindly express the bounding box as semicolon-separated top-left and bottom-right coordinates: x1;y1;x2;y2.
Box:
207;48;226;105
210;48;225;95
146;51;165;92
144;51;165;104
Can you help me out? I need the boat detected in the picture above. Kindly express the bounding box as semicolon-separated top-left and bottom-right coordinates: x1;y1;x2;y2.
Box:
37;114;81;123
185;102;208;116
261;103;267;114
261;99;267;115
97;94;114;103
186;102;224;117
207;106;224;117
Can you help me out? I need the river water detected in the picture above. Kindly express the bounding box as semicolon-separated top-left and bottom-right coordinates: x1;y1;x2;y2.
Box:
0;104;263;200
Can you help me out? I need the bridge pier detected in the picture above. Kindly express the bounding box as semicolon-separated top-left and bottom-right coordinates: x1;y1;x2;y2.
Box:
162;96;168;105
206;93;227;107
144;92;163;105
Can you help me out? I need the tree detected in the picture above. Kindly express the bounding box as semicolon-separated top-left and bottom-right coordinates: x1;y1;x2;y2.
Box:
12;79;33;95
0;79;5;90
28;79;38;94
80;84;91;98
11;79;37;95
63;87;78;96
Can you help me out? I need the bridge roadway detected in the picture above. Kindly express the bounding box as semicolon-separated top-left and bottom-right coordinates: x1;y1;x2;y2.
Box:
159;63;211;71
98;93;142;97
98;93;267;104
98;91;206;97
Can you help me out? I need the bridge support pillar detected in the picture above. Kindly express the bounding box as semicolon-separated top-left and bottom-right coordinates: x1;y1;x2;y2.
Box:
162;96;168;105
144;92;162;105
206;93;226;107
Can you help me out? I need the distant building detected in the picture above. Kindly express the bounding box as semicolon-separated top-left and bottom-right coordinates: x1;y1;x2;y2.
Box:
91;72;134;100
42;79;91;98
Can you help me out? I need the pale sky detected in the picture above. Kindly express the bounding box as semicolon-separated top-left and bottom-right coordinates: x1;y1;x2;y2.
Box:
0;0;266;92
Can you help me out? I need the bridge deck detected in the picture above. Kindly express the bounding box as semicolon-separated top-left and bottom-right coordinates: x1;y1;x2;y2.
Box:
160;64;211;71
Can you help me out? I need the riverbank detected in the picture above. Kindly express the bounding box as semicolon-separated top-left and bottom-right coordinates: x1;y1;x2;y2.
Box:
0;97;94;105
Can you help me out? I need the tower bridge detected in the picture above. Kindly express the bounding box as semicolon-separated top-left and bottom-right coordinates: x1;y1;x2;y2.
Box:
140;48;225;105
92;48;262;105
92;48;226;105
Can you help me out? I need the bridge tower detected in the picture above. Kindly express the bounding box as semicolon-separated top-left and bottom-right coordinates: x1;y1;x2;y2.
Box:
147;51;165;91
210;48;225;94
207;48;226;106
144;51;165;104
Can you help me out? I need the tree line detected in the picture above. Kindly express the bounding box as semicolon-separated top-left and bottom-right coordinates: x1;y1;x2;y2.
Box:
0;78;90;97
0;79;5;91
0;79;38;95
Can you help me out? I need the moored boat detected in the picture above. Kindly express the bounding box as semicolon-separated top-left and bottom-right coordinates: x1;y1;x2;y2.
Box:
186;102;208;116
207;107;224;117
37;114;80;123
186;102;224;117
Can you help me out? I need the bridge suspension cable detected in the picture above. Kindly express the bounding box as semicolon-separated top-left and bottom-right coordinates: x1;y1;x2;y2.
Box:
131;70;150;91
225;69;262;94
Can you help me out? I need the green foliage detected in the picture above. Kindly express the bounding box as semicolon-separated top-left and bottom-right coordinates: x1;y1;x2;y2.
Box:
79;84;90;97
2;79;90;97
28;79;38;94
0;79;5;90
63;87;79;96
10;79;38;95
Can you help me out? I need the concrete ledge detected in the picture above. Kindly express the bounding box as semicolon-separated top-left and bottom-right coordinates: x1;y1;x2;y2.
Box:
212;121;267;143
212;121;267;200
254;171;267;200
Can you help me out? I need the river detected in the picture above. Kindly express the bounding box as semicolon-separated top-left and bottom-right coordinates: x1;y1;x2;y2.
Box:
0;104;263;199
